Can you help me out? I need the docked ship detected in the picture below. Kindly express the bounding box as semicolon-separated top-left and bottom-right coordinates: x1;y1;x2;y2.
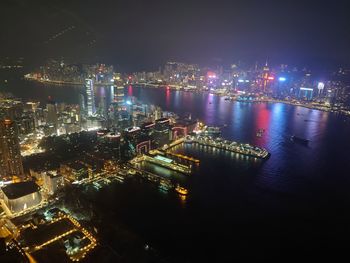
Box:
184;135;270;159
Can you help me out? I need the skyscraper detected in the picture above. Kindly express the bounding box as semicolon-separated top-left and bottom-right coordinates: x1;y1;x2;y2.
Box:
46;99;58;128
86;78;96;116
261;61;270;92
110;80;129;128
114;85;125;106
0;119;24;179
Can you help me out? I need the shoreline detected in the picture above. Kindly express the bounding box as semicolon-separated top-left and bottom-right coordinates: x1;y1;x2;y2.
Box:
24;78;350;116
132;83;350;116
24;77;112;87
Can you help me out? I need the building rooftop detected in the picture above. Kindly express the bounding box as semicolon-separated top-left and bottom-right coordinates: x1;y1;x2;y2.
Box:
2;181;40;200
19;218;75;248
65;162;87;171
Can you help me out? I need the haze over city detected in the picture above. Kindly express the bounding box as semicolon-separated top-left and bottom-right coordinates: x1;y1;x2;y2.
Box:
1;0;350;70
1;1;350;262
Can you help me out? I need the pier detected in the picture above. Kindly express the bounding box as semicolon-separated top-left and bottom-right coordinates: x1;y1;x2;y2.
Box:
130;154;192;174
162;138;185;150
143;155;192;174
165;151;200;164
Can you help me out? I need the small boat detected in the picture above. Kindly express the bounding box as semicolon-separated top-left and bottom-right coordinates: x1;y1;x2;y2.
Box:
175;185;188;195
256;132;263;138
291;135;309;145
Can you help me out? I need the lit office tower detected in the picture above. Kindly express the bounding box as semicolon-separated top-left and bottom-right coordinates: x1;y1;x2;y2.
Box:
46;99;58;127
111;81;129;128
114;85;125;106
317;82;325;97
299;87;314;100
0;119;24;179
262;61;270;92
86;78;96;116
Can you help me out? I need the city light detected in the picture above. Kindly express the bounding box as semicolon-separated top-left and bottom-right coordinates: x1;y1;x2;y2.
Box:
279;77;287;82
300;87;314;91
2;2;350;262
318;82;325;89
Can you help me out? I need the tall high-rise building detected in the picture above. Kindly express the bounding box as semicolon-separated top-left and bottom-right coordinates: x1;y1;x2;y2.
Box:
317;82;325;98
114;85;125;106
261;61;270;92
0;119;24;179
154;107;163;121
86;78;96;116
111;81;129;128
46;99;58;127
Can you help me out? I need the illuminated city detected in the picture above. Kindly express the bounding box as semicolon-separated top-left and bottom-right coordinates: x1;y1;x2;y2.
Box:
1;0;350;262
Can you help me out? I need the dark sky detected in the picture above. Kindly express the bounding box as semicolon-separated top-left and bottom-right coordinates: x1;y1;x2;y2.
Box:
1;0;349;71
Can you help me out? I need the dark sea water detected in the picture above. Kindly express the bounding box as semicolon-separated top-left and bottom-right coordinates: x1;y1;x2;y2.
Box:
2;70;350;261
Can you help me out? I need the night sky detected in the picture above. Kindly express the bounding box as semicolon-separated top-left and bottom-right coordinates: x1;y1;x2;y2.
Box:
1;0;349;71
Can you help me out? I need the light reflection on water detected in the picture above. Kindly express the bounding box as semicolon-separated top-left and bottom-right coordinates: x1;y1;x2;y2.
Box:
5;76;350;260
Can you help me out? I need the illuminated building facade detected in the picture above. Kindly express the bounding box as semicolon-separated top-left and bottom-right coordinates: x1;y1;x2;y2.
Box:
60;162;89;182
46;99;58;128
43;172;65;195
154;118;171;147
299;87;314;101
1;181;42;213
114;85;125;106
261;62;272;92
109;81;129;128
0;119;24;179
85;78;95;116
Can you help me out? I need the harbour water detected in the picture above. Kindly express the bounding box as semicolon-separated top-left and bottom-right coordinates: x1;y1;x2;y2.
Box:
2;70;350;260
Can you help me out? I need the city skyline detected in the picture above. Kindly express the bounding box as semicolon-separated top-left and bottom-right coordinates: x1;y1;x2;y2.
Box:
2;1;350;262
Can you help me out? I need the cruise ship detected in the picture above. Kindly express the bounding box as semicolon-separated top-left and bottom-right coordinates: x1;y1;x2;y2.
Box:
184;135;270;159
